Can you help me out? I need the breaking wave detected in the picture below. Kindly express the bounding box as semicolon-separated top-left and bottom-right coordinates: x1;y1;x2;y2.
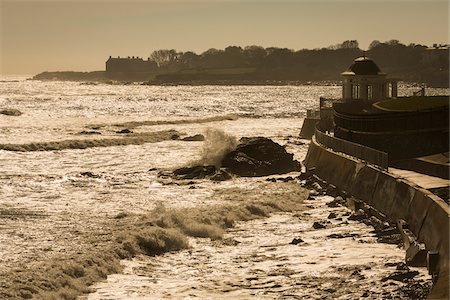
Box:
99;114;239;129
0;130;178;152
0;183;307;300
189;128;238;168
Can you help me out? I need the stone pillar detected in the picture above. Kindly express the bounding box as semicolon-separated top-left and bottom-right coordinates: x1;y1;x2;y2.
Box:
342;77;352;101
391;80;398;98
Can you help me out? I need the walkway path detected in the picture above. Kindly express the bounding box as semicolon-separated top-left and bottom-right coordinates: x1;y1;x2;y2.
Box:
388;168;449;189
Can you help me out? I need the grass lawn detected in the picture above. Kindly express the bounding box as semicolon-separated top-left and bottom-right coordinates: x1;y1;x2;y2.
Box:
374;96;449;112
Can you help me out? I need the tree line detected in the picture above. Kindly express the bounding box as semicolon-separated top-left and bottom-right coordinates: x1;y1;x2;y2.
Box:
148;40;448;87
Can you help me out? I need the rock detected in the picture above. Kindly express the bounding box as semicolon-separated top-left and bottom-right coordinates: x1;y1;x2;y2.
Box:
312;221;327;229
382;270;419;282
173;165;216;180
116;128;133;134
279;176;294;182
311;182;322;191
307;195;316;201
377;234;403;245
334;196;344;203
326;201;340;208
290;237;304;245
171;134;180;140
210;169;232;181
182;134;205;141
79;130;102;135
0;108;22;116
221;137;301;177
348;210;367;221
266;178;277;182
327;233;359;239
80;171;101;178
368;216;385;231
327;212;337;219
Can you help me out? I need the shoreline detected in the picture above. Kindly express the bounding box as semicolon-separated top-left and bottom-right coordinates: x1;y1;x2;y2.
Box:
27;71;449;88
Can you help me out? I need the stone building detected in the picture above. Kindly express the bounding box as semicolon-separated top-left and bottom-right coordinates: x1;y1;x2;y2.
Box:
341;56;398;102
106;56;158;73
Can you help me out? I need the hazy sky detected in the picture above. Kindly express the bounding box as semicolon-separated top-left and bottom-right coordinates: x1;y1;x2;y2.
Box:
1;0;449;75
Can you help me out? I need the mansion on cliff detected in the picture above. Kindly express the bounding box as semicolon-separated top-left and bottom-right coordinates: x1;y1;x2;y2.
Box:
106;56;158;74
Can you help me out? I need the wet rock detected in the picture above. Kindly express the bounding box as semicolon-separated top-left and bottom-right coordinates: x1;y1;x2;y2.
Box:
172;165;216;180
368;216;387;231
377;227;398;237
396;281;431;299
312;221;327;229
348;210;368;221
79;130;102;135
182;134;205;141
221;137;301;177
116;128;133;134
382;270;419;282
210;169;232;181
327;233;359;239
327;212;337;219
384;262;399;267
290;237;304;245
80;171;101;178
326;201;339;208
0;108;22;116
307;190;319;200
279;176;294;182
311;182;322;192
377;234;403;245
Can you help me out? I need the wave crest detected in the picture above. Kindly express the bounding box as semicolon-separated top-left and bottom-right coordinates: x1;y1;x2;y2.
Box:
0;130;178;152
190;128;237;168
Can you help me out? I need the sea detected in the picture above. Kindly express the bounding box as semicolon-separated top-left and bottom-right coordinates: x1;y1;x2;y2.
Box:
0;76;447;299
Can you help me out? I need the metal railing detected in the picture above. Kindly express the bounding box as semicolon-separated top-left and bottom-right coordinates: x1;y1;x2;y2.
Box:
314;126;389;170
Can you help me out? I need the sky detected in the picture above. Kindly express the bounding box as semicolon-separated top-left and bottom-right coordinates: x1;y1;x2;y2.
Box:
1;0;449;75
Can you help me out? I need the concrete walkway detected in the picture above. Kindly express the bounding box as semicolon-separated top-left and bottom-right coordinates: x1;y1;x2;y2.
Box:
388;167;449;189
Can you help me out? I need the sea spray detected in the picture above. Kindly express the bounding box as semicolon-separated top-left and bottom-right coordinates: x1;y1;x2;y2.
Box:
190;128;238;168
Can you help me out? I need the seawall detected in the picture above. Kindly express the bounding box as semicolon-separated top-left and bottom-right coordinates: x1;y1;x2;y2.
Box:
304;137;449;298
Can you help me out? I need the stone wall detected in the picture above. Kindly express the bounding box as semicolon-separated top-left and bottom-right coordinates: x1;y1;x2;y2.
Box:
304;138;449;276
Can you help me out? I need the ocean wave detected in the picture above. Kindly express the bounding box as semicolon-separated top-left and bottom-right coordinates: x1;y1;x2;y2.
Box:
0;182;307;299
93;114;239;129
188;128;238;168
0;130;179;152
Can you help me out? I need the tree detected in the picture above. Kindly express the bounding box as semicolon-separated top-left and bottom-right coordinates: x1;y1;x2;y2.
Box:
149;49;180;67
340;40;359;49
243;46;267;66
369;40;381;49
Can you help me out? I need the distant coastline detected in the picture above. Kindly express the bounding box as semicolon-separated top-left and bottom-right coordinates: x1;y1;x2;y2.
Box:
30;70;342;86
31;70;448;88
31;41;449;88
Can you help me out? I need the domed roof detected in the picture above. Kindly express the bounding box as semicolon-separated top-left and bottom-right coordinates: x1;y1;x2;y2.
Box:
342;56;384;76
